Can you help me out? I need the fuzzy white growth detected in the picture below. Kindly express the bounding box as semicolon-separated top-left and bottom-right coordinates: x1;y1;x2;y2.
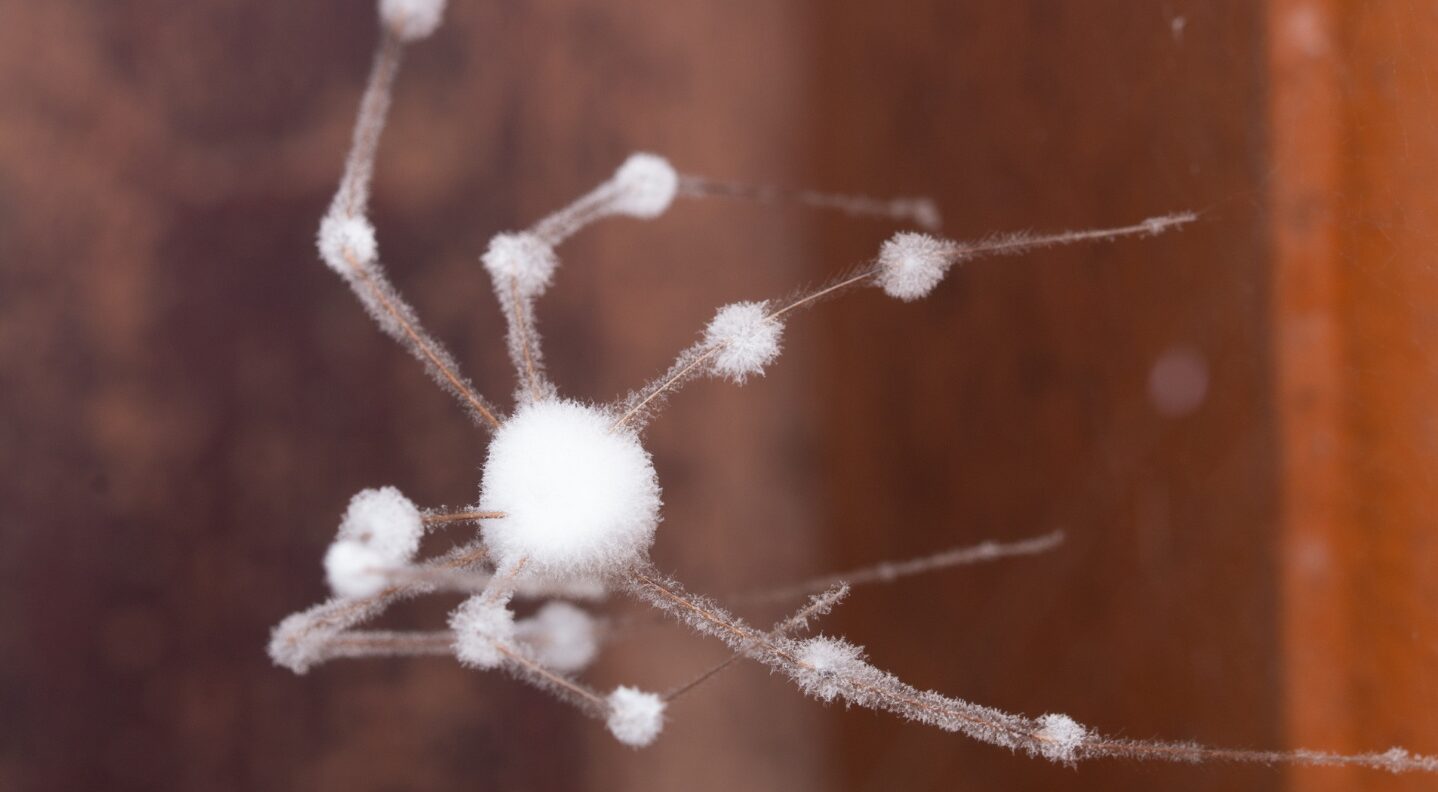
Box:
449;595;516;669
317;212;378;274
338;486;423;563
795;636;866;703
610;153;679;219
324;540;391;599
480;400;661;575
529;153;679;246
378;0;447;42
515;602;600;673
703;302;784;383
483;232;559;299
877;232;957;301
606;686;666;747
1035;713;1088;763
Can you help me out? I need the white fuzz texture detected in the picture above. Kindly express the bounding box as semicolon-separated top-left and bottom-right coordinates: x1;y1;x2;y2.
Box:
610;153;678;219
606;686;665;747
1035;713;1088;763
515;602;599;673
480;400;661;576
317;212;377;274
378;0;446;42
482;232;558;298
513;572;608;601
450;595;516;669
795;636;866;703
703;301;783;383
876;231;956;301
338;486;423;563
324;540;390;599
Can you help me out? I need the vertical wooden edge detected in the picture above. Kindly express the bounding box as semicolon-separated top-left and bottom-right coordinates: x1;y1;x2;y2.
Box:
1268;0;1356;789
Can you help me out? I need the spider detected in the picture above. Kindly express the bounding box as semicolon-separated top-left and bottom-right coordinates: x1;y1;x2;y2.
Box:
270;0;1435;774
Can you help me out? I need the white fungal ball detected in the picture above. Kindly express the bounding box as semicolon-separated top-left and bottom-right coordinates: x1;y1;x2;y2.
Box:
795;636;865;702
876;231;956;301
324;540;390;599
610;153;678;219
338;486;423;564
482;232;558;298
479;400;661;576
1034;713;1088;763
317;212;377;274
378;0;447;42
703;301;783;383
515;602;600;673
450;595;516;669
606;686;665;747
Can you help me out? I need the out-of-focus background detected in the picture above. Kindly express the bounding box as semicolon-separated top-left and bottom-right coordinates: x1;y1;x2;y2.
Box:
3;1;1437;790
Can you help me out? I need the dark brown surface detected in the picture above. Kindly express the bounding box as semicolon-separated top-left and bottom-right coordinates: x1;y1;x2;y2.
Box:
812;2;1281;790
3;2;1436;792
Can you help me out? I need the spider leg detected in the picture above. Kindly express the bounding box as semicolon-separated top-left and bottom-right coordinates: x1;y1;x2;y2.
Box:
623;565;1438;770
318;32;503;429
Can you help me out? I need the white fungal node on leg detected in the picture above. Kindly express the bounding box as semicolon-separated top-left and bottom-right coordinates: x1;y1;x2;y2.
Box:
450;594;516;669
378;0;447;42
794;635;866;702
482;232;559;298
515;601;600;673
479;400;661;576
876;231;957;301
703;301;783;383
610;153;679;219
338;486;423;563
317;212;378;274
606;686;665;747
1034;713;1088;763
324;540;391;599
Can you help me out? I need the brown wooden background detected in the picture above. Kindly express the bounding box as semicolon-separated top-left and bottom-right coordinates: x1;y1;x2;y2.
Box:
3;1;1436;791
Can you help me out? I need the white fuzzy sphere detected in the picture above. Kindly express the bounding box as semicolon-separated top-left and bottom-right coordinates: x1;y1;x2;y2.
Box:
610;153;678;219
606;686;665;747
482;232;558;298
450;595;516;669
338;486;423;563
317;212;377;273
324;540;390;599
795;635;865;702
703;301;783;383
480;400;661;576
516;601;600;673
1035;713;1088;763
876;231;955;301
378;0;447;42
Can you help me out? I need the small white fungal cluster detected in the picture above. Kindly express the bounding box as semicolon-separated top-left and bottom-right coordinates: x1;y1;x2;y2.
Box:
270;1;1438;777
514;601;600;674
316;212;378;274
609;153;679;219
1034;713;1088;764
794;636;866;703
378;0;447;42
324;486;423;598
876;231;958;302
703;301;784;383
606;686;666;747
481;232;558;299
450;594;516;669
